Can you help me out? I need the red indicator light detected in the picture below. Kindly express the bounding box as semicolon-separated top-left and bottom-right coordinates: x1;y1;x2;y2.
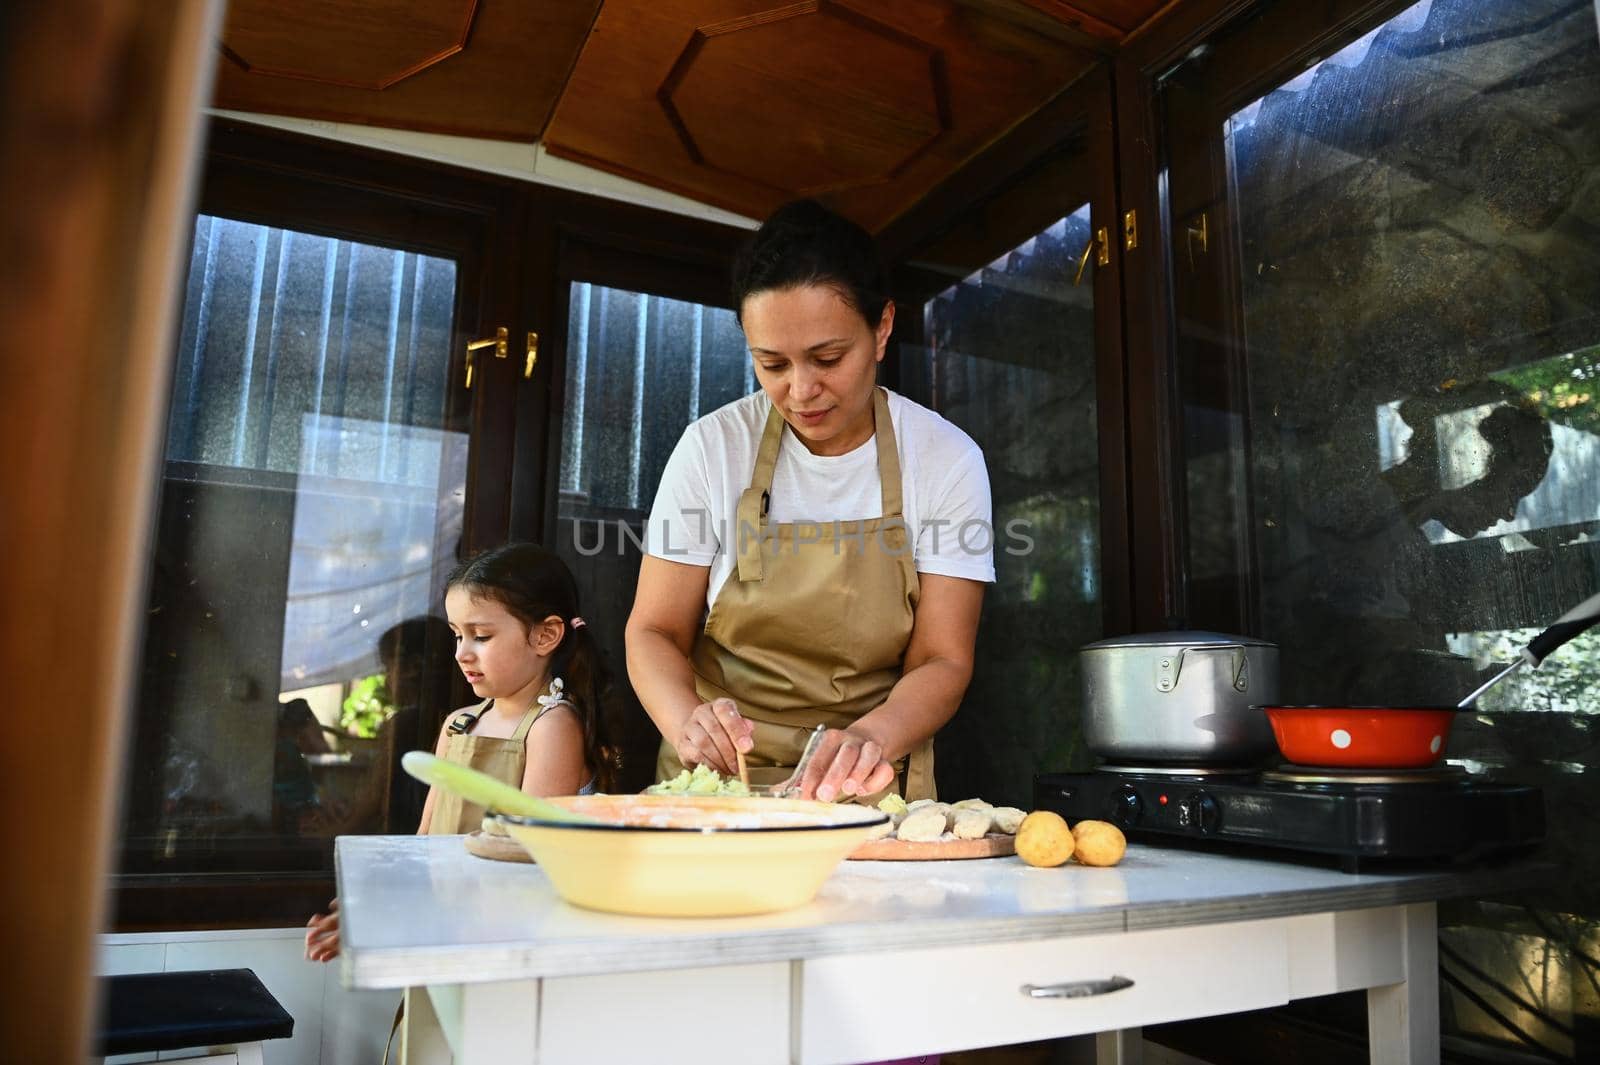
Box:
1158;794;1168;805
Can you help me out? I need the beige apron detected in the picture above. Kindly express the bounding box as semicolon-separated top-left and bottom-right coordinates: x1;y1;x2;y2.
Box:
657;388;935;802
428;699;541;834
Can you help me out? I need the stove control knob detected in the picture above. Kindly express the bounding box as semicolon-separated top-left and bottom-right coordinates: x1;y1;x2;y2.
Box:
1177;791;1220;834
1108;785;1143;827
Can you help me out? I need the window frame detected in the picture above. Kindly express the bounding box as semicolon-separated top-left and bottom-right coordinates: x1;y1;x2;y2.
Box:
112;122;746;929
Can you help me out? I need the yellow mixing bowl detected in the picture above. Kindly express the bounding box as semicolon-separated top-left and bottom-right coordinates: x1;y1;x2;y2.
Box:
497;794;887;917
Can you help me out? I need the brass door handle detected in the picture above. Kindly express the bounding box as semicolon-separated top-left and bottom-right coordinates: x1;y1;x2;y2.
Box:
1073;227;1111;286
464;327;508;389
525;331;539;379
1186;211;1209;270
1073;236;1094;286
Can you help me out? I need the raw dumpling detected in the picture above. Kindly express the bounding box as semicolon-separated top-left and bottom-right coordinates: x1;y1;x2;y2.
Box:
897;807;949;842
951;809;993;839
989;807;1026;835
907;798;938;812
951;798;993;812
863;817;896;842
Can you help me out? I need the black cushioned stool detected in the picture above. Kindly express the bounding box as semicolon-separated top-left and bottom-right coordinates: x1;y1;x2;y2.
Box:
97;968;294;1063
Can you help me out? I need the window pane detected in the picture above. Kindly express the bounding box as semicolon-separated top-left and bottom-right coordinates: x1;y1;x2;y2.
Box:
120;216;464;878
1211;0;1600;711
555;283;751;791
913;205;1102;806
559;283;751;513
1173;0;1599;1053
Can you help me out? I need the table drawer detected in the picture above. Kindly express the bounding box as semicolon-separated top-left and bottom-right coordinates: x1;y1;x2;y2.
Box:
541;962;789;1065
799;918;1290;1064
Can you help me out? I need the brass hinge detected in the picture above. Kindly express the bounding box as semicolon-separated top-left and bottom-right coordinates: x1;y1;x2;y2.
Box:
525;331;539;379
1123;210;1138;252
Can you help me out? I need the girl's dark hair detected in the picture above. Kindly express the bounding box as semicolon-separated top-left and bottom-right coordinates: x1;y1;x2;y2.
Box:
731;199;889;329
446;543;618;792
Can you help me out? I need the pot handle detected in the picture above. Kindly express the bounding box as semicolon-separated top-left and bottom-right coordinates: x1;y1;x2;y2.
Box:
1156;644;1251;694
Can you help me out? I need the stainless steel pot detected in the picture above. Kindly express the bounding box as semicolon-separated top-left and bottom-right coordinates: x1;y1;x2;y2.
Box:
1080;631;1280;765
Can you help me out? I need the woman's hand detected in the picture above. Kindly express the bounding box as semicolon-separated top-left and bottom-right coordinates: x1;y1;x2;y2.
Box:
304;898;341;963
794;727;896;802
672;698;754;776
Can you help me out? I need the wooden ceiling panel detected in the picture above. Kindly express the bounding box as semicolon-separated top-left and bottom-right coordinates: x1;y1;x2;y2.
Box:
222;0;475;90
212;0;600;141
1019;0;1172;39
661;5;949;196
543;0;1103;230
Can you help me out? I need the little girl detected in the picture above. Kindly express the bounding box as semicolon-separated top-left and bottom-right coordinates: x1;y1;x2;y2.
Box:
305;542;614;962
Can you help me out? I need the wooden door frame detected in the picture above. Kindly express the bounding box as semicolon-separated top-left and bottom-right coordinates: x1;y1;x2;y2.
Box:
883;63;1134;636
517;194;749;547
1112;0;1417;631
198;119;527;554
114;121;527;928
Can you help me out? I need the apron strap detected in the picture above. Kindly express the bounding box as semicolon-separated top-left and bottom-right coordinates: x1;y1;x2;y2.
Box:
735;403;787;583
509;700;543;743
871;388;904;517
902;737;936;802
445;698;494;735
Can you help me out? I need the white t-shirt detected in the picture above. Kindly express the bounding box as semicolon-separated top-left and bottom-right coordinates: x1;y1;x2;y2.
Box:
645;389;995;611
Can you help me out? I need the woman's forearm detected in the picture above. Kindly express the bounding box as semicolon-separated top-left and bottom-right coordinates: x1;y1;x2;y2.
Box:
851;654;971;763
626;623;705;744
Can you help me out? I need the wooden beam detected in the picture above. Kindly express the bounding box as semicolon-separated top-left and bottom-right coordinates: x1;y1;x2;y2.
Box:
0;1;221;1059
1018;0;1132;41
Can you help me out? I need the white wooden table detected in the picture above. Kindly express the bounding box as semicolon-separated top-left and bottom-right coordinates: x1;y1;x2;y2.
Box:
335;835;1538;1065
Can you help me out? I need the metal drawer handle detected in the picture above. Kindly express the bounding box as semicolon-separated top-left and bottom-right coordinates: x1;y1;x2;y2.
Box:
1022;976;1135;999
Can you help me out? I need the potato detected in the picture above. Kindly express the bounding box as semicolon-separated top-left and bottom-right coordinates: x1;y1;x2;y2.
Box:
951;809;993;839
897;807;949;842
1015;811;1074;867
989;807;1025;835
1071;820;1127;867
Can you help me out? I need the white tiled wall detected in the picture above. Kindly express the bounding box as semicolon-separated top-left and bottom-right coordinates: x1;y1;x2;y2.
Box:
97;930;397;1065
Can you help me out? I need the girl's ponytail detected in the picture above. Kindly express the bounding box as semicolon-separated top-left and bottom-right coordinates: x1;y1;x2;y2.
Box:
550;620;619;793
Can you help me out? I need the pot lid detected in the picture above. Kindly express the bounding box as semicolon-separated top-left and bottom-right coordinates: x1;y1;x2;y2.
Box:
1081;630;1277;651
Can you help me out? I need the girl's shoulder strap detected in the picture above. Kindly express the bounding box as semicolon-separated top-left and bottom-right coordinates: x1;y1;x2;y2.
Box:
446;698;494;736
516;697;578;742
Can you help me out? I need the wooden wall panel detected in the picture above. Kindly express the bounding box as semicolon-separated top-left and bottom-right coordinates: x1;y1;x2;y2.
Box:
542;0;1104;231
212;0;600;141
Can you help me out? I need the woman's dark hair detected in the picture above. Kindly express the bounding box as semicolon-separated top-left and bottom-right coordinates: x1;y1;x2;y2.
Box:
446;543;618;792
731;199;889;329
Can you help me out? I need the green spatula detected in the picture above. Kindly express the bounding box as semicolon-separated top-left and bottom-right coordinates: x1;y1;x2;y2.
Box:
401;751;598;824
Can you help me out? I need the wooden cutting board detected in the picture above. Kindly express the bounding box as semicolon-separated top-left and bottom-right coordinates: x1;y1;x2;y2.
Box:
464;829;535;863
849;833;1016;861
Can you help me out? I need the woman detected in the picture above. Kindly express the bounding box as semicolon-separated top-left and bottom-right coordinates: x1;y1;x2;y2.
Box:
626;200;993;803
